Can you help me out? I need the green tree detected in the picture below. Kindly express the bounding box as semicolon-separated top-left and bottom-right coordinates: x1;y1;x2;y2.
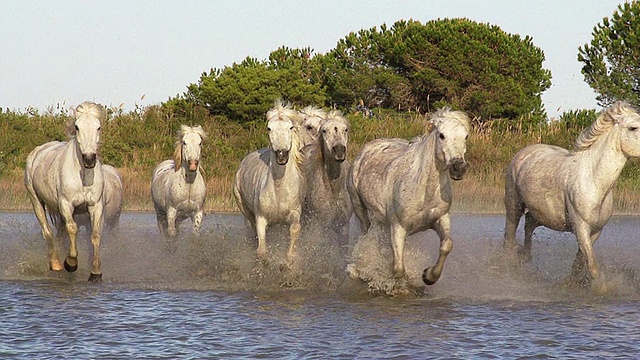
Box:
320;19;551;121
578;1;640;106
184;47;327;124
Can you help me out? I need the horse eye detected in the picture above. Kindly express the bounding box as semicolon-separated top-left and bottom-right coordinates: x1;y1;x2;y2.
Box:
75;125;79;131
465;134;469;140
630;127;638;131
97;126;101;131
306;125;313;130
439;133;445;140
267;127;272;132
289;126;294;130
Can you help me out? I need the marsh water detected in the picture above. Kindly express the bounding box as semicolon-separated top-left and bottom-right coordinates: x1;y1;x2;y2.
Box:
1;211;639;358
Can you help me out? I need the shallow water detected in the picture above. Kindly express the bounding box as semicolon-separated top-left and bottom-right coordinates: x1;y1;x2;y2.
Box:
1;212;639;358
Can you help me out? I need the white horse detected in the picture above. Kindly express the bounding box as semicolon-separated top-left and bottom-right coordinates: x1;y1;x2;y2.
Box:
233;100;306;268
74;164;123;232
504;101;640;292
303;110;352;238
24;101;106;281
151;125;207;238
298;105;327;147
347;108;471;285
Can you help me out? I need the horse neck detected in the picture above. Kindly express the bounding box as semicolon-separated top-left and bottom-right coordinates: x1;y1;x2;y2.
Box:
179;164;200;184
579;128;627;192
319;141;342;181
66;137;83;167
410;133;443;185
269;150;302;184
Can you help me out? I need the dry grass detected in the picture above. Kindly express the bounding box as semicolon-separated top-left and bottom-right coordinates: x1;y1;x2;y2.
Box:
4;110;640;215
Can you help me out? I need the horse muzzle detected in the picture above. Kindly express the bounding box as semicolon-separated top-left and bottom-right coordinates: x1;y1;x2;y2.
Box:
275;149;289;165
448;159;467;180
332;144;346;162
82;153;97;169
188;159;199;172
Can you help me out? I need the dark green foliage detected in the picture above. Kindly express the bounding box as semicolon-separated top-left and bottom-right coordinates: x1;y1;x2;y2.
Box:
556;108;598;130
578;1;640;106
0;110;67;173
184;47;327;124
321;19;551;122
177;19;551;123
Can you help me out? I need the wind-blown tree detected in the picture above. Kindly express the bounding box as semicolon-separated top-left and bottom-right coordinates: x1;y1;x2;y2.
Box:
186;47;327;123
320;19;552;121
578;1;640;106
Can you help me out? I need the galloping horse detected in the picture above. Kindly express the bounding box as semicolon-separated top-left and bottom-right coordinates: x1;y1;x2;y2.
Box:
303;110;352;238
347;108;470;285
233;100;305;269
24;101;106;281
151;125;207;238
504;101;640;292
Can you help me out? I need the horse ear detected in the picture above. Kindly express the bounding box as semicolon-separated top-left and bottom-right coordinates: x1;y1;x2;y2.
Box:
173;143;182;171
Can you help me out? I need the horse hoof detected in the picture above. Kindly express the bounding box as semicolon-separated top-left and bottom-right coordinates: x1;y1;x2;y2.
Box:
88;273;103;282
64;258;78;273
422;267;437;285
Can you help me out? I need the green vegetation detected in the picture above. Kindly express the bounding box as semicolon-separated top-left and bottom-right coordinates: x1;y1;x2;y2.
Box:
578;1;640;106
3;105;640;214
181;18;551;124
6;9;640;213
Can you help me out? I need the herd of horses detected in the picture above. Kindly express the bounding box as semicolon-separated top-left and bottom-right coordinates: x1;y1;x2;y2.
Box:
23;100;640;293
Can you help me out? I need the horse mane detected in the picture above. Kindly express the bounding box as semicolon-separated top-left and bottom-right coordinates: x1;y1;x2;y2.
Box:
299;105;327;123
574;101;636;151
267;100;304;167
67;101;105;137
173;125;207;171
417;107;471;142
325;109;350;127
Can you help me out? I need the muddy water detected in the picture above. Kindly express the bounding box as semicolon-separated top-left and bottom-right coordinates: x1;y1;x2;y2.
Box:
0;212;638;358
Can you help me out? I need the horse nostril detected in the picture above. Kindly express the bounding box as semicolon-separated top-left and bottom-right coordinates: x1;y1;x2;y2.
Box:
83;153;97;169
333;145;346;158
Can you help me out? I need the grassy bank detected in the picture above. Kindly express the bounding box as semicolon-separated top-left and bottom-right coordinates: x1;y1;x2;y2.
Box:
2;107;640;214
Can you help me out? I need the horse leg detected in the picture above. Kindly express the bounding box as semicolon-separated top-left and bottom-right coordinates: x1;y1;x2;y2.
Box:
284;215;302;270
59;203;79;273
28;197;61;271
192;209;204;236
423;214;454;285
255;215;268;259
503;178;524;253
522;213;537;262
154;207;168;235
574;223;605;293
166;207;178;238
390;222;407;279
86;204;104;282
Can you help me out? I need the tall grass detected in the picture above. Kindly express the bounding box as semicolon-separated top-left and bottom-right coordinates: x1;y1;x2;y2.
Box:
2;106;640;214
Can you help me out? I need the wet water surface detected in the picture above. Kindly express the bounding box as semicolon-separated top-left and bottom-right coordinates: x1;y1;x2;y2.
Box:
1;212;639;358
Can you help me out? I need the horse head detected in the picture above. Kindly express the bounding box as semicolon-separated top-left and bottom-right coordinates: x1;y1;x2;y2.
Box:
299;106;327;147
431;108;471;180
174;125;206;180
611;102;640;158
321;110;350;162
267;101;302;166
72;102;103;169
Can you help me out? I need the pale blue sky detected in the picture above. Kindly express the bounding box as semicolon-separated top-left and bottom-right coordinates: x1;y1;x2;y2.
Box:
0;0;623;117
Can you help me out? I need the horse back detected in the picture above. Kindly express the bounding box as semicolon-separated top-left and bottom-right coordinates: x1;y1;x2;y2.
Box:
507;143;574;230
